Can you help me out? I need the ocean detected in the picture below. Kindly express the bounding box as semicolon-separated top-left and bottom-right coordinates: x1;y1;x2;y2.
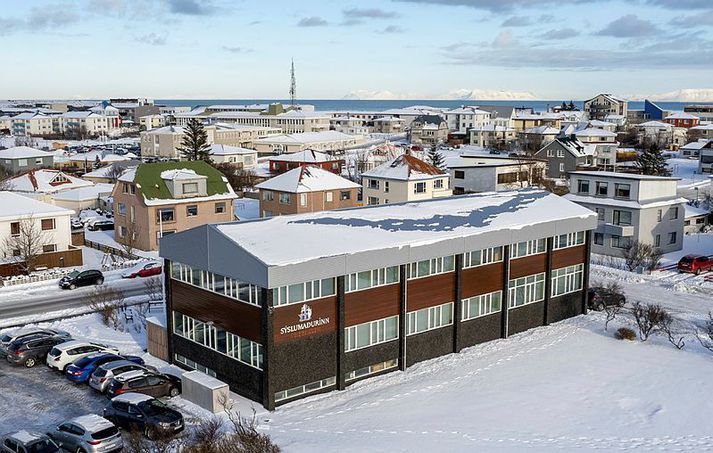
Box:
156;99;701;113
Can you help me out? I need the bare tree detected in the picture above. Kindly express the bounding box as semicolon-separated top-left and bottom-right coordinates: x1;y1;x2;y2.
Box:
659;310;685;350
2;216;51;275
88;285;124;329
622;240;661;272
143;276;163;302
105;164;127;183
630;301;669;341
696;312;713;353
118;222;140;258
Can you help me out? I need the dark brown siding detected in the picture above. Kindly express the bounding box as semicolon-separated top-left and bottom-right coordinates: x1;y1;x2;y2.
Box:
459;313;502;350
272;331;337;392
509;253;547;279
552;245;587;269
548;292;584;323
407;272;456;311
272;296;337;345
461;262;504;298
344;284;400;327
508;301;545;335
343;341;399;377
406;326;453;367
171;280;262;343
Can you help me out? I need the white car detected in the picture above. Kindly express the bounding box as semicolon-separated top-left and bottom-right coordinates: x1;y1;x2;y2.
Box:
46;340;119;372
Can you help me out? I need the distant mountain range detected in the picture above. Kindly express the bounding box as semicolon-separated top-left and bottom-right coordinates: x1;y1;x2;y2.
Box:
342;88;537;101
626;89;713;103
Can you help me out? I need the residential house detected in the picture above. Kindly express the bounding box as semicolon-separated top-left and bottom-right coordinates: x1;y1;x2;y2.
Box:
330;116;371;136
573;128;619;168
408;115;449;146
584;94;628;121
468;124;518;149
112;161;237;251
372;117;405;134
565;171;685;256
442;107;491;136
637;121;687;148
252;131;364;155
447;154;546;194
268;150;344;175
81;160;140;184
209;144;257;169
256;166;360;217
3;169;94;197
511;113;563;132
698;141;713;173
534;137;595;179
361;153;452;205
52;183;115;212
519;126;559;152
684;204;709;234
0;146;54;172
665;112;700;129
587;120;618;133
690;124;713;141
680;139;711;158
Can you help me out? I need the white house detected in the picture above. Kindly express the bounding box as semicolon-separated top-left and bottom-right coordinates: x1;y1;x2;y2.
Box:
447;154;546;194
209;144;257;169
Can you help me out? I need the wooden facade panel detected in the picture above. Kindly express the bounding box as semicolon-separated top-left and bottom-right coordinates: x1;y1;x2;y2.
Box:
171;280;262;343
344;284;400;327
461;263;504;299
509;253;547;279
407;272;456;311
552;245;587;269
272;296;337;345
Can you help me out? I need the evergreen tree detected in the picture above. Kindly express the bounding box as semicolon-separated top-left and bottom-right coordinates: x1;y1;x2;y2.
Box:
427;147;445;170
178;119;212;161
637;143;670;176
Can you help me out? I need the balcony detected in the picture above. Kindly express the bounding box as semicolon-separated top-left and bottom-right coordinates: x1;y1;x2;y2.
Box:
597;222;635;237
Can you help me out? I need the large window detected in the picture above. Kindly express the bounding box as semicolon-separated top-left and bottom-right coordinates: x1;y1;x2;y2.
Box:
510;239;546;259
263;191;274;201
614;183;631;199
669;207;679;220
345;359;398;382
551;264;584;297
279;193;291;205
275;376;336;403
613;210;632;226
171;262;264;306
553;231;585;250
157;208;175;223
41;218;55;230
508;273;545;308
368;179;379;189
577;180;590;194
414;182;426;194
345;316;399;352
595;181;608;196
611;235;628;249
454;170;465;179
172;312;263;370
462;291;502;321
407;255;455;279
346;266;399;292
182;182;198;194
272;278;336;306
463;246;503;268
406;302;453;335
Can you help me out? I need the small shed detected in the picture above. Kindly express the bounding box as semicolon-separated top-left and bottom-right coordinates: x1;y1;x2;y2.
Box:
684;204;710;234
182;371;231;414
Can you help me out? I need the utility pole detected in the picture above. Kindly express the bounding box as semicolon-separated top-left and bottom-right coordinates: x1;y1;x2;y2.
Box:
289;59;297;107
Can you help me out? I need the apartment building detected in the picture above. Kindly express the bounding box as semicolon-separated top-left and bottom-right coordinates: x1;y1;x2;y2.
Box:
408;115;449;146
256;166;360;217
584;94;628;121
511;113;563;132
468;125;518;149
573;128;619;168
372;117;405;134
112;161;237;251
268;150;344;175
361;153;452;205
442;107;491;135
253;131;364;155
684;104;713;124
176;104;331;134
447;155;546;194
0;146;54;172
565;171;685;256
11;112;55;136
159;189;597;409
58;111;117;137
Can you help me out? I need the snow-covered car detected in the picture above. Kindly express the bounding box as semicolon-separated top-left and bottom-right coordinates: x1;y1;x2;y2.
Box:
70;218;84;230
0;328;70;357
46;340;119;372
46;415;123;453
121;262;162;279
87;219;114;231
89;360;158;393
1;431;60;453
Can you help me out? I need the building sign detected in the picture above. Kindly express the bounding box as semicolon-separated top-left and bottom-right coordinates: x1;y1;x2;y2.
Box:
279;304;330;335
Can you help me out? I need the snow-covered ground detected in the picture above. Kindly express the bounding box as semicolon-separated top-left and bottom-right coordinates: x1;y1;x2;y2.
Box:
669;158;709;189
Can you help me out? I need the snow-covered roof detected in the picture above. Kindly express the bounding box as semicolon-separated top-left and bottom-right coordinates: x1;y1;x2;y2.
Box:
5;170;94;193
8;431;45;444
665;112;699;120
685;204;709;218
0;146;53;159
362;154;446;181
270;149;338;163
524;126;560;135
0;191;74;220
255;131;358;145
514;112;563;121
564;193;687;210
183;370;228;390
373;116;404;123
691;124;713;131
256;166;359;193
52;183;115;202
209;144;256;156
144;125;185;135
574;128;617;138
639;121;672;128
211;189;597;267
234;197;260;220
72;414;115;432
681;140;712;150
111;392;155;404
588;120;616;128
69;151;130;163
62;111;102;119
551;137;595;158
569;171;680;181
161;168;206;181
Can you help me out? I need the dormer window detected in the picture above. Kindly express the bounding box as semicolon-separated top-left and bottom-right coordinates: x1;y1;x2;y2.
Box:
183;183;198;194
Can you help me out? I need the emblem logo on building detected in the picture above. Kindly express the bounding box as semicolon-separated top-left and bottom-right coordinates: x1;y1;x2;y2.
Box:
298;304;312;322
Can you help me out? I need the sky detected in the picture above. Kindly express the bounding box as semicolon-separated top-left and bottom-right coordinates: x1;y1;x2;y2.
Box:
1;0;712;100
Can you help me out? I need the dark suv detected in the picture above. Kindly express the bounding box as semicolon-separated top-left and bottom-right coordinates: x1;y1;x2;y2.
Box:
106;370;182;399
103;393;184;439
587;286;626;311
0;328;70;358
6;335;70;368
59;269;104;290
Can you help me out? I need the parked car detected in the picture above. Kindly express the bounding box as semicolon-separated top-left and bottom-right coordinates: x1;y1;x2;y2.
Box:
677;254;713;275
46;415;123;453
103;393;184;439
59;269;104;290
1;431;60;453
87;219;114;231
46;340;119;372
71;218;84;230
121;262;162;279
587;286;626;311
66;353;144;384
106;370;182;399
90;360;158;393
6;335;71;368
0;328;70;357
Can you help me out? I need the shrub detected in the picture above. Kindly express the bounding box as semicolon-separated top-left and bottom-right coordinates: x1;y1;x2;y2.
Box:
615;327;637;341
631;301;669;341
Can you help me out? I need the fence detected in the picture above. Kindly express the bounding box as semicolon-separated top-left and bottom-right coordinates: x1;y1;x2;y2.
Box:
0;259;148;288
84;239;140;260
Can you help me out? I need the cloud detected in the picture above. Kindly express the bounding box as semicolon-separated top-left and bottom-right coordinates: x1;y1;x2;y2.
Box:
645;0;713;9
136;32;166;45
343;8;399;19
297;16;328;27
492;30;517;48
540;28;580;39
596;14;660;38
165;0;214;15
392;0;605;12
670;10;713;27
0;2;80;36
222;46;252;53
380;25;404;33
502;16;532;27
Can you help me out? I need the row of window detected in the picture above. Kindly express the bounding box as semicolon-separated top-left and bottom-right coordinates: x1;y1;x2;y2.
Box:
406;303;453;336
173;312;264;370
275;376;337;403
272;278;336;306
345;359;399;382
345;316;399;352
9;218;55;236
263;190;353;206
155;203;227;223
171;262;264;307
174;353;217;378
596;232;677;248
577;180;632;199
345;266;399;293
553;232;585;250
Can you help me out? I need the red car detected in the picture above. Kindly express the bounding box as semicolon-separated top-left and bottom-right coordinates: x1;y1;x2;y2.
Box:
121;262;162;278
678;255;713;275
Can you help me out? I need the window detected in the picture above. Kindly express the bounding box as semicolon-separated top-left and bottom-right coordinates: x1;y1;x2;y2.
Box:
463;246;503;268
272;278;336;306
119;226;126;238
368;179;379;189
299;193;307;207
593;232;604;245
117;203;126;216
657;209;662;222
462;291;502;321
434;179;444;189
508;273;545;308
407;303;453;335
367;196;379;205
263;191;274;202
611;235;628;249
346;266;399;292
215;202;226;214
345;359;398;382
186;205;198;217
9;222;19;237
174;354;216;378
42;244;56;253
157;208;174;223
171;262;264;306
654;234;661;247
559;163;565;172
340;191;351;201
325;191;333;203
41;218;55;230
510;239;546;259
454;170;465;179
279;193;291;205
669;207;679;220
35;157;43;165
182;182;198;194
345;316;399;352
546;150;554;157
556;150;565;158
577;180;590;194
130;206;136;222
553;231;585;249
414;182;427;194
613;210;632;226
551;264;584;297
384;181;390;192
668;232;677;244
407;255;455;279
595;181;608;196
614;183;631;199
275;376;336;402
595;208;605;221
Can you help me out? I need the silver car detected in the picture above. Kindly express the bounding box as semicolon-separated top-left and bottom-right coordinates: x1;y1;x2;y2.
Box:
47;414;123;453
89;360;157;393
